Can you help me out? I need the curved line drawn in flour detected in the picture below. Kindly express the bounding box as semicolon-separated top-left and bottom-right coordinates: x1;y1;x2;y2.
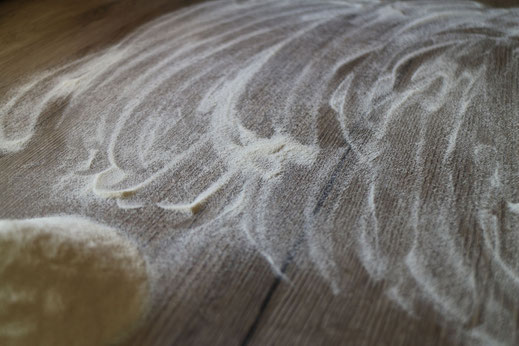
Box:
2;1;519;345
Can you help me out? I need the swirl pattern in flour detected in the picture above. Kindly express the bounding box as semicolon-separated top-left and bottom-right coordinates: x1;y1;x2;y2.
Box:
2;0;519;344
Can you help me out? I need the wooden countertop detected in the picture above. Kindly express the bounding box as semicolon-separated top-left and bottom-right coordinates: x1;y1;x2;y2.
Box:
1;0;519;345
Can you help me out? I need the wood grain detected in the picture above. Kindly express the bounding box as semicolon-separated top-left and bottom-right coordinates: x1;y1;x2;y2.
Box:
1;1;519;345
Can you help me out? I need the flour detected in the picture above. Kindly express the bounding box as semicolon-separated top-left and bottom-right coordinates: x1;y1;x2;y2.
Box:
1;0;519;345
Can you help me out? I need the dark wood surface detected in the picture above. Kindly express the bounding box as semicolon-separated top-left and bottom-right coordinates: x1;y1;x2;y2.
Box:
1;1;519;345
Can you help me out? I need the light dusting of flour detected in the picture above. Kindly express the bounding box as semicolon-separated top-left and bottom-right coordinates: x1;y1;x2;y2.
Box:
1;0;519;344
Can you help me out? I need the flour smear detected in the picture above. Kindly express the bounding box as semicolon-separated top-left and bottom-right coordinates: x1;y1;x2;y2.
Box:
1;0;519;344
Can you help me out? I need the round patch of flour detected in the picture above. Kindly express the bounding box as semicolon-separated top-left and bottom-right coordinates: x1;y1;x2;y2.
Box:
0;215;149;346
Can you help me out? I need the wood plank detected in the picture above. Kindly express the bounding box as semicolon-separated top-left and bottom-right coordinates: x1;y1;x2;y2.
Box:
1;0;519;345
